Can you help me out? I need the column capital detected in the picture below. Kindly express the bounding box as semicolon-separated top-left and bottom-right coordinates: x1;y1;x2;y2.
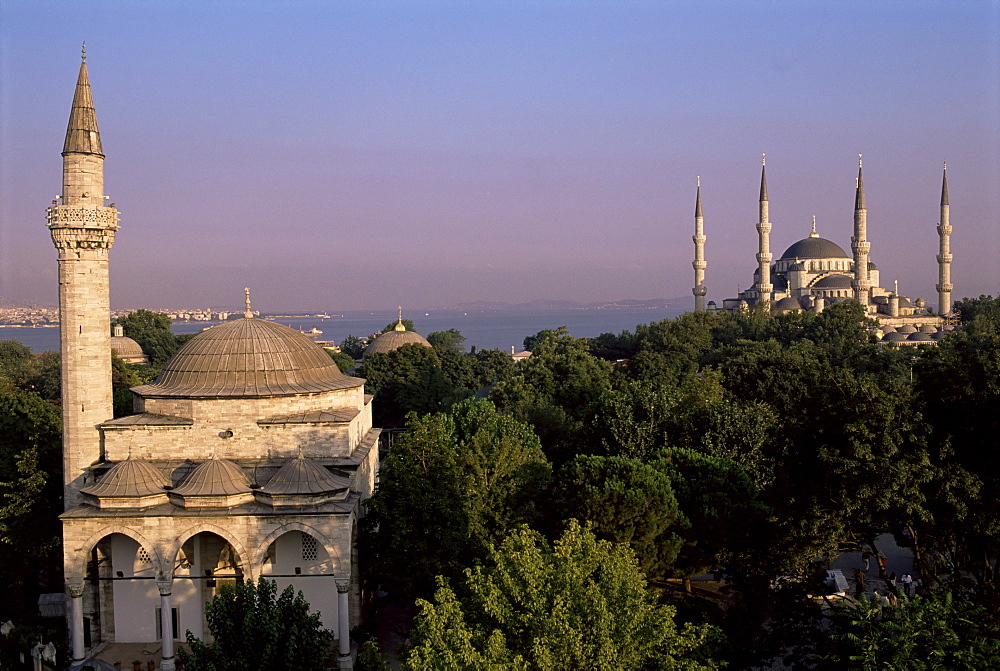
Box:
336;579;350;593
156;579;173;597
67;583;85;599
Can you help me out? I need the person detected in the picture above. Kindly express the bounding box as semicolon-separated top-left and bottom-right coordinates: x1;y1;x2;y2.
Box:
888;572;898;590
862;550;871;571
854;567;867;599
886;590;898;607
900;572;913;596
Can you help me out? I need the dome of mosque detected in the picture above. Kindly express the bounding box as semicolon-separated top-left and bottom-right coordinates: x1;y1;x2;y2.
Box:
262;456;350;496
882;332;909;343
812;274;854;288
110;335;144;359
172;459;252;497
132;317;361;398
898;324;918;334
364;320;431;357
907;332;933;342
779;237;850;260
918;324;938;333
81;459;169;498
773;296;804;312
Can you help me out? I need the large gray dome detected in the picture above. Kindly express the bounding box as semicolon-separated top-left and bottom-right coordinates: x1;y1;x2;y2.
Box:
132;317;363;398
780;237;850;260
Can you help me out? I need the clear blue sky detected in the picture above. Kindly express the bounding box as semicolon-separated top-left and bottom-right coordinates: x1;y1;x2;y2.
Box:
1;1;997;312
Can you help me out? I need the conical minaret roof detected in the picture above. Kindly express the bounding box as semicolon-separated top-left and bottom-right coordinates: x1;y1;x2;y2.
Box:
855;160;866;210
940;162;949;206
63;49;103;157
695;180;703;218
759;160;768;201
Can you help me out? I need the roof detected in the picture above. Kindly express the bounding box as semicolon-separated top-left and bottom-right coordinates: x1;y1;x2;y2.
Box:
773;296;804;312
780;237;850;260
812;274;854;289
110;335;144;358
364;322;431;356
132;317;364;398
80;459;169;498
261;457;350;496
63;58;103;156
172;459;252;497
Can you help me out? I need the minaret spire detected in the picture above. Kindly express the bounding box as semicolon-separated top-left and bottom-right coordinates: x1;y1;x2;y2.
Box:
692;176;707;312
851;154;871;308
48;53;119;515
755;156;773;308
936;162;953;314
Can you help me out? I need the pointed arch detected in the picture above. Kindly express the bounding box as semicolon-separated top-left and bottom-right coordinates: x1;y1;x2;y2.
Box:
170;523;255;582
67;525;163;581
253;521;346;577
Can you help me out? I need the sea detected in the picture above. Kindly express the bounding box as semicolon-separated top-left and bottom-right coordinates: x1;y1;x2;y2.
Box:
1;306;689;354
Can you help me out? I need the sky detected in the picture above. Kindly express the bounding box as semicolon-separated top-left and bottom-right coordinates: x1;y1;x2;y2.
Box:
1;1;997;313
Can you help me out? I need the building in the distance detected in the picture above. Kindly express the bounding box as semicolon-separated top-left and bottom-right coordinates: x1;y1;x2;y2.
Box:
692;156;954;339
53;52;376;670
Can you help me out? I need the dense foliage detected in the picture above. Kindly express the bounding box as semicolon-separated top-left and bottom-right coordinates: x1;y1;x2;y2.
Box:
178;578;333;671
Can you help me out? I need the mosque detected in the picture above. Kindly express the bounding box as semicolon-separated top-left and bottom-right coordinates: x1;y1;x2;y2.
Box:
690;158;955;342
52;54;376;669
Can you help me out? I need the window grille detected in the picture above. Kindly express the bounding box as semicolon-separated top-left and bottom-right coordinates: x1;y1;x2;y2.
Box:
301;534;318;561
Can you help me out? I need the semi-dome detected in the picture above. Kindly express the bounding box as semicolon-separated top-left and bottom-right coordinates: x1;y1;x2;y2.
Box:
132;317;362;398
364;320;431;357
780;237;850;260
812;274;854;289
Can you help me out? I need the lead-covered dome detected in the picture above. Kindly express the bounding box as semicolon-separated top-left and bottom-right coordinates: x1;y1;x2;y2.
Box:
364;320;431;357
133;317;363;397
780;237;849;260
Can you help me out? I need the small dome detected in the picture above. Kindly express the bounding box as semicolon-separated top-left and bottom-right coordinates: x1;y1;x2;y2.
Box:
882;332;909;342
880;325;897;333
364;320;431;356
919;324;938;333
773;296;804;313
173;459;252;497
868;261;878;270
133;318;362;397
898;324;918;334
780;237;850;260
262;457;350;496
110;335;145;358
931;330;948;340
899;297;913;308
812;274;854;289
908;332;933;342
81;459;169;498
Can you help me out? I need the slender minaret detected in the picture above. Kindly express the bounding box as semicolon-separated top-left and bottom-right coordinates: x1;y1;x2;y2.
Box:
851;154;871;308
755;155;773;307
692;177;707;311
47;46;119;510
936;163;953;315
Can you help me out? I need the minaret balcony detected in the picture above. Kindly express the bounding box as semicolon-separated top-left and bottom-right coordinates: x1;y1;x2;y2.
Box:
937;225;952;235
46;205;119;229
936;253;953;263
935;283;953;293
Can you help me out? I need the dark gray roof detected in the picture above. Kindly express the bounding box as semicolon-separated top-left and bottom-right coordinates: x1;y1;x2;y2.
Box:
259;407;360;425
132;318;363;398
908;332;933;342
102;413;193;427
882;332;909;342
773;296;804;312
812;274;854;289
780;237;850;260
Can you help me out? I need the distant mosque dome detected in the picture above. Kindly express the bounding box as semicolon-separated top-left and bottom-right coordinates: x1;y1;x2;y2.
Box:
773;296;805;313
132;317;357;398
779;236;850;260
110;324;148;364
364;315;431;357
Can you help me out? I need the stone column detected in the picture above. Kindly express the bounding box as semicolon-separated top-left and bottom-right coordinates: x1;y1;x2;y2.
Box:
157;580;176;671
336;580;352;668
68;583;86;664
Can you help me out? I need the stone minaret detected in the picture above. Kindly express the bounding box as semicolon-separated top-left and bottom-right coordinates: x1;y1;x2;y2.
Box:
936;163;953;315
851;155;871;308
755;156;773;307
692;177;707;311
47;47;119;510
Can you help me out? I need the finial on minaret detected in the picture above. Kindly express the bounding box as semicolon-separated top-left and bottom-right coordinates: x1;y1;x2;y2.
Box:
244;287;253;318
762;153;766;166
859;153;863;168
894;280;898;295
810;215;818;237
81;42;87;62
697;175;700;188
394;306;407;331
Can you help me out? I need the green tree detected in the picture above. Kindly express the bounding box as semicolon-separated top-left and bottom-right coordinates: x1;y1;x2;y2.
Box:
382;318;416;333
114;309;184;366
553;455;687;579
357;345;453;426
326;349;357;374
822;593;1000;669
406;521;722;670
427;328;467;353
339;334;368;359
177;577;333;671
364;400;550;598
